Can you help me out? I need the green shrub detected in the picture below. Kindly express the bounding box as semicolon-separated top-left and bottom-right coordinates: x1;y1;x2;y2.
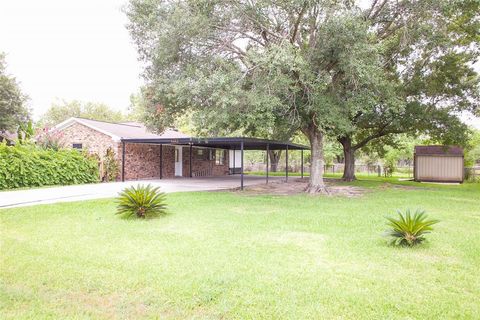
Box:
102;147;118;182
0;143;99;190
116;184;167;219
384;209;439;247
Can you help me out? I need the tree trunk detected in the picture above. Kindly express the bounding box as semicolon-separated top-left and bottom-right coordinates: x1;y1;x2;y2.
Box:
268;150;282;172
339;136;356;181
305;127;328;194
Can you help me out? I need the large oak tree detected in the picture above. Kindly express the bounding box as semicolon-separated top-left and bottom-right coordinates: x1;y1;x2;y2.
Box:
126;0;479;190
126;0;393;192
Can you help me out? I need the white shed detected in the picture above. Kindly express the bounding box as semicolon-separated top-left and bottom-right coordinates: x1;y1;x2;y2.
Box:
414;146;464;183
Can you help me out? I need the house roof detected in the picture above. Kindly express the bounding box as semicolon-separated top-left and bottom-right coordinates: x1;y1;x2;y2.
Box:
53;117;190;141
415;145;463;156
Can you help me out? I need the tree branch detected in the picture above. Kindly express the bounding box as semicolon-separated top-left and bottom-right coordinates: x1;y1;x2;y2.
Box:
290;1;308;44
368;0;388;21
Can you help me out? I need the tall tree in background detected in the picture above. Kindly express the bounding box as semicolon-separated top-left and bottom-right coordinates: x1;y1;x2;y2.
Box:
335;0;480;181
127;92;146;122
0;53;30;132
40;99;125;127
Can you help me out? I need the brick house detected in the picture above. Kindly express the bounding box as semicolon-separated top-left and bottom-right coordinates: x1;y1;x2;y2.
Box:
53;117;230;180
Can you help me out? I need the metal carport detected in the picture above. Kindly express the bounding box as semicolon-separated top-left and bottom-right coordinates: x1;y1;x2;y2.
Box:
120;137;310;190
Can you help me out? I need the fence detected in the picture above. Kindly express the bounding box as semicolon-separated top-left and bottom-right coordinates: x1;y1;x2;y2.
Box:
245;163;414;177
465;167;480;182
322;164;414;178
245;162;479;181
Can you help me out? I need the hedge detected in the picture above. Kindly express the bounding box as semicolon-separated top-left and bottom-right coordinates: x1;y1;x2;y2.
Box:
0;143;99;190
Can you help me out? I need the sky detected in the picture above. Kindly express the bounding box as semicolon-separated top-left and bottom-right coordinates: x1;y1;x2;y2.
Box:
1;0;479;129
0;0;142;119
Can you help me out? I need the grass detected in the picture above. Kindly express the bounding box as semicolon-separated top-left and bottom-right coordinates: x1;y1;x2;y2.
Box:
1;178;479;319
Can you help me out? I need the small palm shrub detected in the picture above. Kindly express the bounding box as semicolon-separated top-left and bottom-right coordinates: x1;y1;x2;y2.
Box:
116;184;167;219
384;209;439;246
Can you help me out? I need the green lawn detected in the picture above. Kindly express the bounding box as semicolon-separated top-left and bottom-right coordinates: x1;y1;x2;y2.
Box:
1;178;479;319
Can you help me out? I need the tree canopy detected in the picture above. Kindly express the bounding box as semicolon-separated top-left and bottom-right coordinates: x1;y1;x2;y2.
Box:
40;99;125;127
0;53;30;132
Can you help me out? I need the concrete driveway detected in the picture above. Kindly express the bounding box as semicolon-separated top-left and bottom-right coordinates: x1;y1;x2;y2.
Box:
0;175;284;209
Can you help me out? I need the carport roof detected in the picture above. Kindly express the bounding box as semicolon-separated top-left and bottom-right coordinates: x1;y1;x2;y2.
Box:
121;137;309;150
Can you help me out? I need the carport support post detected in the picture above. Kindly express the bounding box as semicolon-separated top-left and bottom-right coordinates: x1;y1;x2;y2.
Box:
285;145;289;182
189;144;193;178
301;149;304;179
233;147;235;175
121;141;125;182
159;144;163;179
240;141;244;190
266;144;269;184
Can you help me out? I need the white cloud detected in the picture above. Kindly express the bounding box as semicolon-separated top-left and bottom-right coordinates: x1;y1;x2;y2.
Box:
0;0;142;119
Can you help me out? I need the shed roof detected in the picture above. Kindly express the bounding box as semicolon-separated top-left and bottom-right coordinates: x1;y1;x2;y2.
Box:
415;145;463;156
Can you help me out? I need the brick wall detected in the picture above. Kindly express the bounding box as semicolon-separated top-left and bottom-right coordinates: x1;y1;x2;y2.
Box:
60;122;117;157
181;147;229;177
121;145;228;180
119;144;177;180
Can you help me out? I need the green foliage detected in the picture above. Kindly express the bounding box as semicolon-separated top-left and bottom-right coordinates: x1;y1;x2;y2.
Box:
384;209;439;247
17;121;35;144
116;184;167;219
465;129;480;167
0;143;99;190
102;147;118;182
40;99;125;127
464;168;479;183
0;53;30;132
383;158;396;177
126;91;148;123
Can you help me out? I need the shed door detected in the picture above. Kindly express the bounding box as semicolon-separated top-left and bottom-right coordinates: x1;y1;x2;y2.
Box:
175;146;183;177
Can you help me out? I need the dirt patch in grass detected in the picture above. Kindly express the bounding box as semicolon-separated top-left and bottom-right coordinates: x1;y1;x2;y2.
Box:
378;182;430;190
234;178;367;197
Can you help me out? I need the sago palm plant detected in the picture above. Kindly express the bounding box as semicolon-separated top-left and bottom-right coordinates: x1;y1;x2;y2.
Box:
116;184;167;219
384;209;439;246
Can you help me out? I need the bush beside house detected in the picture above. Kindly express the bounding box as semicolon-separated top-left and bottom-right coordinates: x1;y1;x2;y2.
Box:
0;143;99;190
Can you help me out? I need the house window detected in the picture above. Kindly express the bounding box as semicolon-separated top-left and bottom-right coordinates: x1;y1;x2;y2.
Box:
215;149;225;165
72;143;83;150
196;148;208;160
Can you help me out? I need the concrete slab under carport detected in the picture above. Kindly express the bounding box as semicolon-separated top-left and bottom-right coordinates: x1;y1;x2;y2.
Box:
0;175;285;209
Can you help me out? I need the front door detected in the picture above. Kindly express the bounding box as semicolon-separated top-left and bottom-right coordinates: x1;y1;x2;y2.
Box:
175;146;183;176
